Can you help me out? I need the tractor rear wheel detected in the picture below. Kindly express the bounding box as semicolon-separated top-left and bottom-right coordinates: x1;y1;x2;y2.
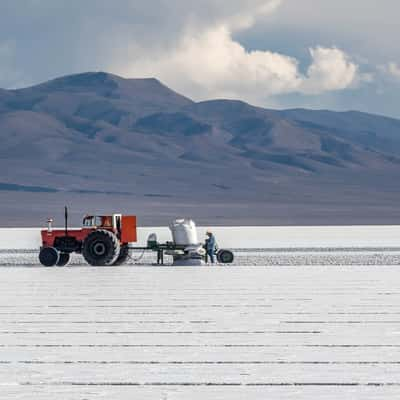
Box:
57;253;70;267
82;229;120;266
39;247;60;267
113;245;130;266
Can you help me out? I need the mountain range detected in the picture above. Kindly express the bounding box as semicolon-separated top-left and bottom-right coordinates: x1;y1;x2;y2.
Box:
1;71;400;226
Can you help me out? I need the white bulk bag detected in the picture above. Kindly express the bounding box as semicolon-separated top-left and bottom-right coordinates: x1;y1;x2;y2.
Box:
170;219;198;245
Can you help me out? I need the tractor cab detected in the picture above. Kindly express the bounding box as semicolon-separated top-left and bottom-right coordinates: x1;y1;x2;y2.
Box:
82;214;122;233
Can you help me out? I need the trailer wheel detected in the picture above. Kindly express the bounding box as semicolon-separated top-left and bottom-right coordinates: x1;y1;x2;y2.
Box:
82;229;120;266
57;253;70;267
217;249;234;264
113;245;130;266
39;247;60;267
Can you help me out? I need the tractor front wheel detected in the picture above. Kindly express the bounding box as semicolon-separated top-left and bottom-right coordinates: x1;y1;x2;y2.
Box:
82;230;120;266
39;247;60;267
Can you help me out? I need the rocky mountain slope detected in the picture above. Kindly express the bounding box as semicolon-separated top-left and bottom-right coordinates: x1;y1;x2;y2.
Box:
1;72;400;225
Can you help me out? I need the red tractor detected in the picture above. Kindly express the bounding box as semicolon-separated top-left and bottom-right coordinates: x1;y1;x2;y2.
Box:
39;208;137;267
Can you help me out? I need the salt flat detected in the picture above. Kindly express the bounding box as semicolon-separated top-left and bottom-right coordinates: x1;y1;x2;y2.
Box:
1;265;400;399
3;248;400;266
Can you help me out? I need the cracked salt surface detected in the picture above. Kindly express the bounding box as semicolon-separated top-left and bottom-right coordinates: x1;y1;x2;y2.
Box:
0;263;400;399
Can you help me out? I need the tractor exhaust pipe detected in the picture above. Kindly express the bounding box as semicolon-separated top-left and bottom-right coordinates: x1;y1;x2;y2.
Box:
64;206;68;237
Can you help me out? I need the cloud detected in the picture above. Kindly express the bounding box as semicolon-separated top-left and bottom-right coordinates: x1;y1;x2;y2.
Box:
388;63;400;80
379;62;400;81
116;24;361;104
212;0;282;31
300;47;360;95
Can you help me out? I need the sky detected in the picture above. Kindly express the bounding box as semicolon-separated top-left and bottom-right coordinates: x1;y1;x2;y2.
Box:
0;0;399;118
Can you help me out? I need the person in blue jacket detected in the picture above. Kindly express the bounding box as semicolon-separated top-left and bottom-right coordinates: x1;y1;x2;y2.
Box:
205;230;217;264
